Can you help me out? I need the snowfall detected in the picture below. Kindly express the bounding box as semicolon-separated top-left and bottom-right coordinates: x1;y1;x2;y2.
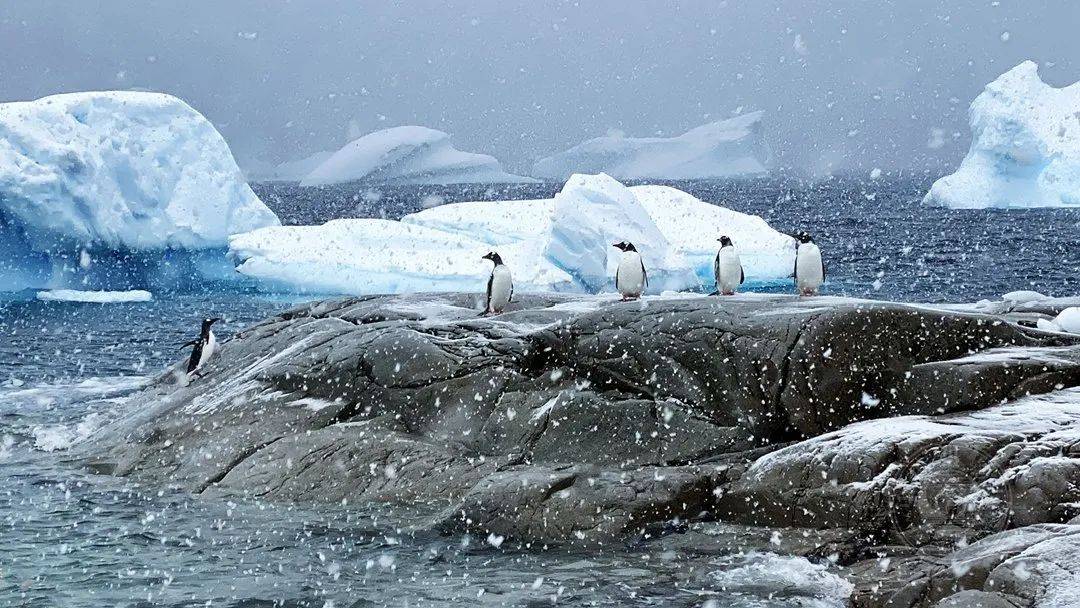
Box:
300;126;534;186
229;172;797;295
925;61;1080;209
0;90;279;290
532;112;771;181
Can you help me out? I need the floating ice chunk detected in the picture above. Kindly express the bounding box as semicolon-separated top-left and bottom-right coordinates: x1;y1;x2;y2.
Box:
533;112;771;181
229;219;573;295
234;173;794;295
1002;290;1049;303
36;289;153;303
0;91;279;251
300;126;534;186
925;61;1080;208
630;185;795;283
544;173;696;291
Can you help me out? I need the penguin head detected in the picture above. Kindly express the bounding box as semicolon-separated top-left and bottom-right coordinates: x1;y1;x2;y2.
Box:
795;231;814;244
612;241;637;252
482;251;503;265
717;235;734;248
202;317;221;331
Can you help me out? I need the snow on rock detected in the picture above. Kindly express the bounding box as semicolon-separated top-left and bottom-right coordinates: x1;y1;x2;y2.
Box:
233;173;794;296
1002;290;1049;303
300;126;534;186
533;112;771;181
36;289;152;303
925;61;1080;208
0;91;279;251
1036;307;1080;334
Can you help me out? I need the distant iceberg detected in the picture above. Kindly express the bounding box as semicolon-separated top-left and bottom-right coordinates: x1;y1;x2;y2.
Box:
925;61;1080;209
229;173;795;296
300;126;535;186
533;112;771;181
0;91;280;290
36;289;153;303
249;150;335;183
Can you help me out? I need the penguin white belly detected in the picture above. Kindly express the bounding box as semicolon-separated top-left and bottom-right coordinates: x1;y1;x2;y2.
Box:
488;266;513;312
715;248;743;294
795;243;824;294
197;331;217;370
616;251;645;298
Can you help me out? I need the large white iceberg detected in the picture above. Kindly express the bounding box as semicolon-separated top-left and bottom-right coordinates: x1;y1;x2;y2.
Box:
300;126;534;186
249;150;335;183
532;112;771;181
229;173;795;296
0;91;279;290
925;61;1080;209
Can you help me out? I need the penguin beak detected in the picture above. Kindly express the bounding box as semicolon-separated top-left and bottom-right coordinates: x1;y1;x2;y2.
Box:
210;318;221;324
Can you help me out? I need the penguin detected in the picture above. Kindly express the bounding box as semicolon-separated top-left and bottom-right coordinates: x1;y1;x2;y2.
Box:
713;235;744;296
793;231;825;296
181;317;220;378
612;241;647;300
481;251;513;315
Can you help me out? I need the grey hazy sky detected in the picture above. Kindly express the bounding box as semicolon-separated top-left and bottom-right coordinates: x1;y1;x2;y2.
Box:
1;0;1077;176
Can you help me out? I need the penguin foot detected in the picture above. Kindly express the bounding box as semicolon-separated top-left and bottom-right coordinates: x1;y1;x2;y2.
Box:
708;290;720;296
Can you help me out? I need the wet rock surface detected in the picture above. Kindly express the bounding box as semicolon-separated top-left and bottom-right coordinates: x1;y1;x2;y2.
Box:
78;292;1080;606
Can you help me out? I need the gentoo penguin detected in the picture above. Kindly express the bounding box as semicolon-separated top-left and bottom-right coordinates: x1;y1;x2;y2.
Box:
713;235;744;295
793;231;825;296
481;251;513;315
612;241;648;300
181;317;220;378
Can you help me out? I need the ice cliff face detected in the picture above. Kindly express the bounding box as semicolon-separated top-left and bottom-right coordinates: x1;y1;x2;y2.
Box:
0;91;279;252
532;112;771;181
300;126;534;186
925;61;1080;209
0;91;279;291
228;173;795;296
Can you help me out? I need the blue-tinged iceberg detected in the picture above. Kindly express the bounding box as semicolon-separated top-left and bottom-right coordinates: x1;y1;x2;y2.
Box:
0;91;279;290
532;112;771;181
925;61;1080;209
228;173;795;296
300;126;534;186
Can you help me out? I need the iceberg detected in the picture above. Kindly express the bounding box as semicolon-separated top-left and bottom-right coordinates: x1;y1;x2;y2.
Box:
230;173;795;296
300;126;535;186
0;91;280;290
36;289;153;303
251;150;335;182
925;61;1080;209
532;112;771;181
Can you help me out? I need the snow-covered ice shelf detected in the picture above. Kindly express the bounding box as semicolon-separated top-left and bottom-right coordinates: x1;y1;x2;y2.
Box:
533;112;771;181
925;61;1080;209
228;172;796;296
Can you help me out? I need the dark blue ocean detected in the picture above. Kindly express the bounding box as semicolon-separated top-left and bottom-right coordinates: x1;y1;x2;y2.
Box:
1;176;1077;607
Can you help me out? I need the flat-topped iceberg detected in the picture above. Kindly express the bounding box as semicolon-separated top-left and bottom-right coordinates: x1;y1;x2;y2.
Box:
300;126;534;186
925;61;1080;209
533;112;771;181
0;91;279;291
229;173;795;296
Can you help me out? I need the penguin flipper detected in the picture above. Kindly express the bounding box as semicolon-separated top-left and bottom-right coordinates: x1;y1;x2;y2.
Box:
740;266;745;285
179;339;198;350
713;253;721;287
484;273;494;312
641;261;649;289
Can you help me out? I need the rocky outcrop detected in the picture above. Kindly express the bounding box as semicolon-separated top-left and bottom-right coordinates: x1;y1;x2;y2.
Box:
78;292;1080;606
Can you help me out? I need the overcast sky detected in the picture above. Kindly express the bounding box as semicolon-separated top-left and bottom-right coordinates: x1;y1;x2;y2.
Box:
1;1;1077;176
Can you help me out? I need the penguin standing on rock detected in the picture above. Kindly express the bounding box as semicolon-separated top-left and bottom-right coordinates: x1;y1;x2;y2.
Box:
481;251;513;315
613;241;647;301
181;317;220;379
713;235;744;296
793;231;825;296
